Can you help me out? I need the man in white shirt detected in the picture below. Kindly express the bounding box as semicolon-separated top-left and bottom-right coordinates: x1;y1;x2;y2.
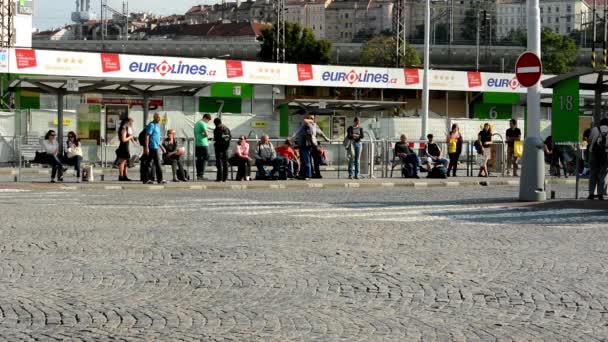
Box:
587;118;608;200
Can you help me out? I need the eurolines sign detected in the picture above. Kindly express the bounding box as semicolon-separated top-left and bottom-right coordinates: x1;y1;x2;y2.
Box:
127;59;218;78
321;68;398;86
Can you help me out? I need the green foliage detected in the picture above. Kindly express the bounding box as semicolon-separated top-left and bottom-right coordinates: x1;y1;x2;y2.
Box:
541;27;578;74
257;22;332;64
358;36;421;67
352;28;375;43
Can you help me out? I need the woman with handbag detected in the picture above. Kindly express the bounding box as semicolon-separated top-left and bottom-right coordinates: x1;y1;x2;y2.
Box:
477;123;493;177
446;123;463;177
41;130;64;183
116;118;136;181
64;131;83;182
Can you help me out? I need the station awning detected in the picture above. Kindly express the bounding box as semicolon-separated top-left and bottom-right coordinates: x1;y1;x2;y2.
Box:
8;75;208;97
286;99;407;115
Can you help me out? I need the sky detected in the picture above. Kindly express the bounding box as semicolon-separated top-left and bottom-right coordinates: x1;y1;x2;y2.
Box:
33;0;205;30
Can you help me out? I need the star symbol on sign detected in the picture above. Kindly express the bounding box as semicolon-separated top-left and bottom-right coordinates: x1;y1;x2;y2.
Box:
78;59;83;64
63;58;69;63
56;58;61;63
71;58;76;64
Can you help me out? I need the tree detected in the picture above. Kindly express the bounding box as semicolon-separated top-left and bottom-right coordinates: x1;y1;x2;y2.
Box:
461;7;495;44
498;28;526;46
358;36;421;67
542;27;578;74
352;28;375;43
258;22;332;64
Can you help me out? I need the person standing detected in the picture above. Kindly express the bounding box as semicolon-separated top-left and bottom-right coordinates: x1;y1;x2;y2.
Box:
505;119;522;177
587;118;608;200
477;123;493;177
294;114;315;180
162;129;186;182
310;114;330;179
446;123;463;177
213;118;232;182
116;118;136;181
346;117;364;180
41;130;63;183
143;112;165;184
194;113;212;180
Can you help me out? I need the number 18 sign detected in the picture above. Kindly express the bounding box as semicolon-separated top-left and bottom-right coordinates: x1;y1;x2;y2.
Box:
552;78;580;142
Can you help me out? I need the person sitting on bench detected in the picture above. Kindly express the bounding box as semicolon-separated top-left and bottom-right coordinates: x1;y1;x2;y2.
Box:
254;135;284;180
394;134;420;178
423;134;449;171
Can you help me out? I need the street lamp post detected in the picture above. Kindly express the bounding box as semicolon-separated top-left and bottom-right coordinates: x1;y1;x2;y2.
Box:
421;0;430;140
518;0;545;201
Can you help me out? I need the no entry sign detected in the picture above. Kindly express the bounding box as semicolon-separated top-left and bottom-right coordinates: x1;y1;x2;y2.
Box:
515;52;542;87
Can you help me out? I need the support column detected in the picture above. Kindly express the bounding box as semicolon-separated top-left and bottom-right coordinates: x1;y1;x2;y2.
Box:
143;93;150;125
593;74;603;125
421;0;430;140
519;0;545;201
57;91;65;154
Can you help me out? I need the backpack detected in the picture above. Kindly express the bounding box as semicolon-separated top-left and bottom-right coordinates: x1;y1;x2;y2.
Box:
593;129;608;161
138;129;147;146
221;125;232;144
428;166;448;179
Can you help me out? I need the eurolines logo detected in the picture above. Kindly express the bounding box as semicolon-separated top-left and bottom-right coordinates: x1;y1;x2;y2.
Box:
129;60;216;77
487;77;520;90
321;70;397;85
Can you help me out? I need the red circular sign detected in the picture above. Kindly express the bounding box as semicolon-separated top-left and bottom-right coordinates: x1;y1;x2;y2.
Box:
515;52;542;87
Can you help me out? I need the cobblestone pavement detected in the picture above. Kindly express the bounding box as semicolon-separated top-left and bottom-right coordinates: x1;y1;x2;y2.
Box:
0;186;607;341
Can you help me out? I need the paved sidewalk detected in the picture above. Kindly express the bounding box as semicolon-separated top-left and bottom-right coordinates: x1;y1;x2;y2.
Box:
0;176;586;192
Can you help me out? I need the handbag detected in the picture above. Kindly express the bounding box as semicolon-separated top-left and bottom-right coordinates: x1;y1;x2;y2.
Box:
67;146;83;158
514;140;523;158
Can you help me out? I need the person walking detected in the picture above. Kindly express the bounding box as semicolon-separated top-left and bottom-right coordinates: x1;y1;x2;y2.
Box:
587;118;608;200
505;119;522;177
477;123;493;177
346;117;364;180
143;112;165;184
194;113;212;180
162;129;186;182
41;130;63;183
213;118;232;182
310;114;330;179
64;131;83;182
116;117;136;181
446;123;463;177
294;114;315;180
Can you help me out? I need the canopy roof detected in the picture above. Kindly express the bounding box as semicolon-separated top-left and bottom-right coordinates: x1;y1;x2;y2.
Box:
8;76;208;97
286;99;407;115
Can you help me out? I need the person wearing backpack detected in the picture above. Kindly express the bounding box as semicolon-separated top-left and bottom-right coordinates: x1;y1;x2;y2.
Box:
293;114;315;180
213;118;231;182
587;118;608;200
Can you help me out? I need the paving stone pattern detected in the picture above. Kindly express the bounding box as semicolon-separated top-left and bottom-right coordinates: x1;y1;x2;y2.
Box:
0;187;607;341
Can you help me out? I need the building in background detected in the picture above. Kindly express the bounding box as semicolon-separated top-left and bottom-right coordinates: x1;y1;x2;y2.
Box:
325;0;393;43
496;0;592;39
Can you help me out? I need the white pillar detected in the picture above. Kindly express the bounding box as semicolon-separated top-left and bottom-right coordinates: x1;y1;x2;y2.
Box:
421;0;430;140
519;0;546;201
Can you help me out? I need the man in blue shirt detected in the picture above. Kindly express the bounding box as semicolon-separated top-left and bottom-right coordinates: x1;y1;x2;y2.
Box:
143;112;166;184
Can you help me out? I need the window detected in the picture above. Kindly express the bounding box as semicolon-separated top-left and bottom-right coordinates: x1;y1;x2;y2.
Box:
547;17;551;23
547;7;551;13
567;5;571;12
540;6;543;13
555;26;559;33
555;17;559;23
555;6;559;13
541;17;544;23
567;26;571;32
567;16;571;23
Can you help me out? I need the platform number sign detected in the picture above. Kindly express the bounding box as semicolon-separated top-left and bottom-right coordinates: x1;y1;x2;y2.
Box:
552;78;579;142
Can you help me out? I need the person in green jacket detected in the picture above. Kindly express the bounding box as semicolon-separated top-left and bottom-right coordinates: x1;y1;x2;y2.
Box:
194;113;212;180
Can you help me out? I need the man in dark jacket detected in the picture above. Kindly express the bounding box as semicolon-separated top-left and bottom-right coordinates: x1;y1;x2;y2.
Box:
213;118;231;182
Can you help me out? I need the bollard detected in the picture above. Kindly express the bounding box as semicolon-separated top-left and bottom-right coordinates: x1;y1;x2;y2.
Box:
550;190;556;200
101;174;105;182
